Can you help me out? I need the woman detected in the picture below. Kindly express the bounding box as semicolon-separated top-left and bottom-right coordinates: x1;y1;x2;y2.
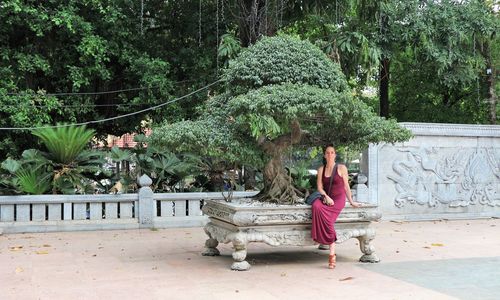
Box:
311;144;361;269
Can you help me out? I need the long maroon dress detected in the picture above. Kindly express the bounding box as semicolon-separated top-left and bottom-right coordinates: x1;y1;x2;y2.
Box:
311;165;346;244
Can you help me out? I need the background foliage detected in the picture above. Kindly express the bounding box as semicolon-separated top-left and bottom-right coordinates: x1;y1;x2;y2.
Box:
0;0;498;195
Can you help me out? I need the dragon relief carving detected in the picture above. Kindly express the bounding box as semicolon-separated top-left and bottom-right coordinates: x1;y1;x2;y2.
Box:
388;147;500;208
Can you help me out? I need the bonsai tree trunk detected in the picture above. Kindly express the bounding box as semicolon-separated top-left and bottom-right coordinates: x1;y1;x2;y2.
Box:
255;120;304;204
209;171;225;192
243;166;257;190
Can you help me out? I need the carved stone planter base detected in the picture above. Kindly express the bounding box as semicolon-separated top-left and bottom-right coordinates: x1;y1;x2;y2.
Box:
202;199;381;271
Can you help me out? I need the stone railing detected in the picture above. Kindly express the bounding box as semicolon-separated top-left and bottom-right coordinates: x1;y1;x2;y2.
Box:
0;175;257;234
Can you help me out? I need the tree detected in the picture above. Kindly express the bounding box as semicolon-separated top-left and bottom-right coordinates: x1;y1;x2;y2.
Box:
388;0;499;124
150;35;411;204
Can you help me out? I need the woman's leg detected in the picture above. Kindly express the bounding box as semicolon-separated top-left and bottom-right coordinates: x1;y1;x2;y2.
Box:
329;242;335;256
328;239;336;269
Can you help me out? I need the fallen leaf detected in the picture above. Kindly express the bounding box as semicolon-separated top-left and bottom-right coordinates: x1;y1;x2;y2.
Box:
423;246;431;249
15;267;23;273
339;277;354;281
9;246;23;251
403;240;408;243
390;220;404;224
431;243;444;247
42;244;51;247
36;250;49;255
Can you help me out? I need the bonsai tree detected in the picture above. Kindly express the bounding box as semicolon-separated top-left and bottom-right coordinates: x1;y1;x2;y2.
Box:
151;35;411;204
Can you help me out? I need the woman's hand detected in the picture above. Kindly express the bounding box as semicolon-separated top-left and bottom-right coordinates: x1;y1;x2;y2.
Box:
350;201;362;208
323;195;334;206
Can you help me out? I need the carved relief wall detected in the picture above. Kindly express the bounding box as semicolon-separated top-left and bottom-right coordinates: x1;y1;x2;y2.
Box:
388;147;500;208
364;123;500;220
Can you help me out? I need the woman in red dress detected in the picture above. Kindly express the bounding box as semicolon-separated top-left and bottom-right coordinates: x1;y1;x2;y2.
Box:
311;144;361;269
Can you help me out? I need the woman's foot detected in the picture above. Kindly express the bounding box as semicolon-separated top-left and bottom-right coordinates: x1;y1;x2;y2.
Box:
328;254;336;269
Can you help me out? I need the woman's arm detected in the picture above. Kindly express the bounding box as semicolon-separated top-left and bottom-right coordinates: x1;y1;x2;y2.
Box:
317;166;334;205
316;166;326;196
340;165;361;208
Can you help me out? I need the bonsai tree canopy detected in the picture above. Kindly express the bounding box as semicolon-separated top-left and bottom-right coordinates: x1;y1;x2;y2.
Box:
151;35;411;203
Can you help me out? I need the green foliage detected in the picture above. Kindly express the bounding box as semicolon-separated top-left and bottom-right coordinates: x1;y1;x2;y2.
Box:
218;33;242;67
0;125;105;194
15;166;52;195
32;125;95;164
223;36;348;95
288;160;314;191
152;35;411;174
0;0;186;159
281;0;499;123
104;135;201;193
245;114;282;139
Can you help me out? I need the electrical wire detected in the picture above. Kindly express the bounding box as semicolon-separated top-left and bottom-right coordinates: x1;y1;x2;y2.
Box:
2;103;165;108
3;78;202;97
0;79;221;131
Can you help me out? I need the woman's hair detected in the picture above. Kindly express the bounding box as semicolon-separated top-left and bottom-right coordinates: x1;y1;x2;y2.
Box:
322;143;335;165
323;143;335;154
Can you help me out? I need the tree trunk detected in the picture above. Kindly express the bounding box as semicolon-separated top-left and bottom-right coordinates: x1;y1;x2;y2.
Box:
254;120;304;204
243;166;257;190
238;0;275;47
487;70;497;125
209;171;225;192
484;41;497;125
379;57;390;118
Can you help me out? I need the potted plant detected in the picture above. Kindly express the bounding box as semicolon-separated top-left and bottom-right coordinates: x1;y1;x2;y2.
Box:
151;35;411;270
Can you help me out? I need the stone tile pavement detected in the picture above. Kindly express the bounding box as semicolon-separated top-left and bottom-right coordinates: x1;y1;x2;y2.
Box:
1;218;499;300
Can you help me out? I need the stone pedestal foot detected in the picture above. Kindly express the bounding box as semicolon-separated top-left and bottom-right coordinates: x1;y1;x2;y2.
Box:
202;238;220;256
360;253;380;263
357;234;380;263
231;235;249;270
231;261;251;271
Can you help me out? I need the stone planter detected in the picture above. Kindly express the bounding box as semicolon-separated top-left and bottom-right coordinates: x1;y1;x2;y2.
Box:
201;199;381;270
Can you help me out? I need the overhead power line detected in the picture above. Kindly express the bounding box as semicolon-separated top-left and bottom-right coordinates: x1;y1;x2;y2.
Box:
2;103;166;108
0;79;221;131
3;78;203;97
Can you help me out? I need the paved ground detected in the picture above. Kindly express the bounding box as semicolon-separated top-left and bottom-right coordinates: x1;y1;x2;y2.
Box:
1;218;499;300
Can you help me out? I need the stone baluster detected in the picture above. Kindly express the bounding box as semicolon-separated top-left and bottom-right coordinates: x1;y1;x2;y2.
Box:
352;173;369;203
138;174;154;228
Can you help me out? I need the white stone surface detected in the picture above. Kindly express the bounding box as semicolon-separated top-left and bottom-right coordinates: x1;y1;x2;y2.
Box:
202;200;381;270
368;122;500;220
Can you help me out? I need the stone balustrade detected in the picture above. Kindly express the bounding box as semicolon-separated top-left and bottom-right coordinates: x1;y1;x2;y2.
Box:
0;174;258;234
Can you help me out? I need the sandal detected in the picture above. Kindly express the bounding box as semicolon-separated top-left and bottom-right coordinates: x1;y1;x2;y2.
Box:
328;254;336;269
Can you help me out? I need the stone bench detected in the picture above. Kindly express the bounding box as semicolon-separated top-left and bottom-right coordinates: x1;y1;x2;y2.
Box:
201;199;381;270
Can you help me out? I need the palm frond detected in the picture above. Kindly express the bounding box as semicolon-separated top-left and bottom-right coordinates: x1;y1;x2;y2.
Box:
32;125;95;164
15;167;52;195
